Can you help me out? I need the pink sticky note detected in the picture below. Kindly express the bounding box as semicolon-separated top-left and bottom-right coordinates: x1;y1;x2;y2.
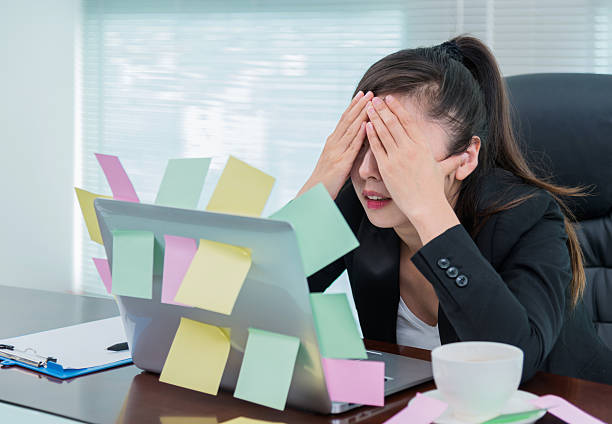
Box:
384;392;448;424
92;257;112;294
322;357;385;406
95;153;139;202
532;394;606;424
161;235;197;305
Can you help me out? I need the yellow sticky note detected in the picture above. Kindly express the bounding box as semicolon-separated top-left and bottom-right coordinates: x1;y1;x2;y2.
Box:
206;156;275;217
221;418;286;424
175;239;252;315
159;318;231;395
160;417;218;424
75;187;112;244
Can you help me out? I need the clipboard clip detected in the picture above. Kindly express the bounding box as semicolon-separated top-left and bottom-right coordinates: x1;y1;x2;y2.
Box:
0;344;56;368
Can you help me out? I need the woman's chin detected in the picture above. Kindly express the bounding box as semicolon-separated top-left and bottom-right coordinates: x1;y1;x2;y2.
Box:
363;208;404;229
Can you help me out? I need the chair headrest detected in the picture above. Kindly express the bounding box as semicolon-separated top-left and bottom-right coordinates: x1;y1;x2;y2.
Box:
505;73;612;221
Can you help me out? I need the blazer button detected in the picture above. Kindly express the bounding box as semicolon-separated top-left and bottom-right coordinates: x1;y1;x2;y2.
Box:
455;274;468;287
445;266;459;278
437;258;450;269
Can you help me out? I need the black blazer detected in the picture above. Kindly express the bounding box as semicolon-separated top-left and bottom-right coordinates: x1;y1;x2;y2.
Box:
308;168;612;384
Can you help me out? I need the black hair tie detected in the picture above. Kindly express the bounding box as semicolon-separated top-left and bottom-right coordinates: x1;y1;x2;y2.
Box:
440;40;464;63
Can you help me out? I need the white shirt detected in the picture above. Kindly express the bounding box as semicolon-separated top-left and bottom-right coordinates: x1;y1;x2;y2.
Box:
396;296;441;350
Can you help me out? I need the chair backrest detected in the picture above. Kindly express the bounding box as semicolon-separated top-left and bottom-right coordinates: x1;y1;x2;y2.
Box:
505;73;612;349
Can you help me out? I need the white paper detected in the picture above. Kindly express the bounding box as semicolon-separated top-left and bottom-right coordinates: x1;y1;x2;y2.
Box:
0;316;130;369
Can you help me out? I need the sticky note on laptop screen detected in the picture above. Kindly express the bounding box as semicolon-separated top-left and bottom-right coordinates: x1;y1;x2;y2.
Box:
269;183;359;277
161;235;197;306
155;158;211;209
233;328;300;410
321;357;385;406
310;293;366;359
205;156;275;217
95;153;139;202
75;187;112;244
160;317;231;395
174;239;251;315
111;230;154;299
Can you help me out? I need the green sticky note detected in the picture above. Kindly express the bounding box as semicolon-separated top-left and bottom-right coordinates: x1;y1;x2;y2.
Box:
310;293;366;359
111;230;154;299
269;183;359;276
234;328;300;410
155;158;211;209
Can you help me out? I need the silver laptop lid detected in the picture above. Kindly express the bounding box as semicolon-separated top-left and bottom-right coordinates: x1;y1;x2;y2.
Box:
95;198;332;413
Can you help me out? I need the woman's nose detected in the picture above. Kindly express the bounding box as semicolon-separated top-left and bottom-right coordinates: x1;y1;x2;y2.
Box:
358;146;381;181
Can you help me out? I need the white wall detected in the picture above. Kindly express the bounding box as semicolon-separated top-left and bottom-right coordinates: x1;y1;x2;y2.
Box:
0;0;79;292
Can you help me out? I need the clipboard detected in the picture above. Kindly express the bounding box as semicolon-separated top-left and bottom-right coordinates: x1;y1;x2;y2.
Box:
0;316;133;379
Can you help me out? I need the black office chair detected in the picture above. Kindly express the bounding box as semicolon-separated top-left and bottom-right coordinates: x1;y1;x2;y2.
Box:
505;73;612;350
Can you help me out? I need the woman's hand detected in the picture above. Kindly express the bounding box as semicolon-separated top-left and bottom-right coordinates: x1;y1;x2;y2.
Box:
298;90;373;199
365;95;467;243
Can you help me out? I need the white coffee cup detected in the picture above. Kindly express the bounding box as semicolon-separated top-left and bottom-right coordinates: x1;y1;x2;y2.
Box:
431;341;524;422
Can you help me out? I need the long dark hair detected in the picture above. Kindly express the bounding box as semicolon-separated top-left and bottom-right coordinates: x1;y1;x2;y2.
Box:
353;35;586;306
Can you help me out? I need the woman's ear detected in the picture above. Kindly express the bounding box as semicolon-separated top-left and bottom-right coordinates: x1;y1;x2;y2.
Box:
455;136;480;181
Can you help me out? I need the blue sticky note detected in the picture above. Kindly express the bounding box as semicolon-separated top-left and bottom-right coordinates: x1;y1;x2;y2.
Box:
111;230;154;299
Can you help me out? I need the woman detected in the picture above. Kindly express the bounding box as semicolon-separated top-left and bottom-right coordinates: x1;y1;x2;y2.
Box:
302;36;612;384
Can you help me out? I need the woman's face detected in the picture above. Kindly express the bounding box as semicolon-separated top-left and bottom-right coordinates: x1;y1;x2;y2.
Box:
350;95;456;229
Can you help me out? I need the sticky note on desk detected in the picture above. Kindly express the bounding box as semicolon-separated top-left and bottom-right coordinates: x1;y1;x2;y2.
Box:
75;187;112;244
111;230;154;299
161;235;197;306
161;417;218;424
322;357;385;406
206;156;275;216
155;158;211;209
269;183;358;276
175;239;251;315
310;293;366;359
221;418;286;424
95;153;139;202
384;392;447;423
92;257;112;294
160;317;231;395
531;394;606;424
234;328;300;410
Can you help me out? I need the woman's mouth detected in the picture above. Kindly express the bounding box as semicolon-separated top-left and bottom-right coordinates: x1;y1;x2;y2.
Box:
363;191;392;209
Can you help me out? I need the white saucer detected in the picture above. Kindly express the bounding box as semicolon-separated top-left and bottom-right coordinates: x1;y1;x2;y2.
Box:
408;389;546;424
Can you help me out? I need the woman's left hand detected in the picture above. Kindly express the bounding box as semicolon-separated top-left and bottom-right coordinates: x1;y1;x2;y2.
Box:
365;95;467;240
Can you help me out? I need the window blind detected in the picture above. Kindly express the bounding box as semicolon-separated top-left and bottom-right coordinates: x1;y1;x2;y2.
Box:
79;0;612;296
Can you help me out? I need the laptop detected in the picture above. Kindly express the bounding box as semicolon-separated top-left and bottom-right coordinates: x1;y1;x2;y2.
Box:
95;198;432;414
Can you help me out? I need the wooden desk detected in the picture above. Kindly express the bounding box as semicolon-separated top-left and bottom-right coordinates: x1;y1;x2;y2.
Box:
1;285;611;423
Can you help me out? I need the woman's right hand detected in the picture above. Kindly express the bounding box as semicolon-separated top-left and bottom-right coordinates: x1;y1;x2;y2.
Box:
298;90;373;199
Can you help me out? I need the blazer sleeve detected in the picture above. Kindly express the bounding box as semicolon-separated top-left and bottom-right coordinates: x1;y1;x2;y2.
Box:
411;190;572;381
307;180;363;292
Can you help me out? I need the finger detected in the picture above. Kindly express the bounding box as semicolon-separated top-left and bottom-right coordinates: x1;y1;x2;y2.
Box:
340;106;370;151
346;122;367;157
366;101;397;153
366;121;388;160
335;91;374;137
439;152;468;176
384;94;426;144
371;97;412;145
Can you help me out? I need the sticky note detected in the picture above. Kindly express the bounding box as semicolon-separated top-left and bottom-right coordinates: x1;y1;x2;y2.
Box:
206;156;275;217
310;293;366;359
75;187;112;244
321;357;385;406
95;153;139;202
269;183;359;276
221;418;286;424
160;417;218;424
111;230;154;299
155;158;211;209
160;317;231;395
384;392;447;423
92;257;112;294
161;235;197;305
234;328;300;410
174;239;251;315
532;395;606;424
